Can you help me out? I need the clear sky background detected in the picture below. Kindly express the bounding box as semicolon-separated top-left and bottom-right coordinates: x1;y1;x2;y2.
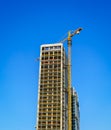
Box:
0;0;111;130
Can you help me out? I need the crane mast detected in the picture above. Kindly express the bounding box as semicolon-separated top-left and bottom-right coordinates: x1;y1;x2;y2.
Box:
67;31;72;130
66;28;82;130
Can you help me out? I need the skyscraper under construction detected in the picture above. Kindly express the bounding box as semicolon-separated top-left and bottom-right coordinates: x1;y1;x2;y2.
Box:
36;43;80;130
36;43;68;130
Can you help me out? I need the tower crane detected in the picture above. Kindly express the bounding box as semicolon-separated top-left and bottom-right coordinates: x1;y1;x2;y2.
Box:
61;27;82;130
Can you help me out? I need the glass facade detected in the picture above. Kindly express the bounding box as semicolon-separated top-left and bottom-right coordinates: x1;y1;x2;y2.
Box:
72;88;80;130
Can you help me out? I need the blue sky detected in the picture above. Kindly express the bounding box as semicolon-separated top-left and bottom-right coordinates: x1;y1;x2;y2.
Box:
0;0;111;130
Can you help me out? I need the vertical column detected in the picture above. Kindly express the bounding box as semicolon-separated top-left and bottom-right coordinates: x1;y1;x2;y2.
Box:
67;36;72;130
60;45;63;130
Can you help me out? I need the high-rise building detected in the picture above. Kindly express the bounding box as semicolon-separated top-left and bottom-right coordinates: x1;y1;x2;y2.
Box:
72;88;80;130
36;43;68;130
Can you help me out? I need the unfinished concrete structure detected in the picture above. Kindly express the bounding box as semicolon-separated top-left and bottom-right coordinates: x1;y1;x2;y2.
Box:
72;88;80;130
36;43;68;130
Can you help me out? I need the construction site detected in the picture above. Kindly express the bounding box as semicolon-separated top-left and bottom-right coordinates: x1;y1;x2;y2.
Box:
36;28;82;130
